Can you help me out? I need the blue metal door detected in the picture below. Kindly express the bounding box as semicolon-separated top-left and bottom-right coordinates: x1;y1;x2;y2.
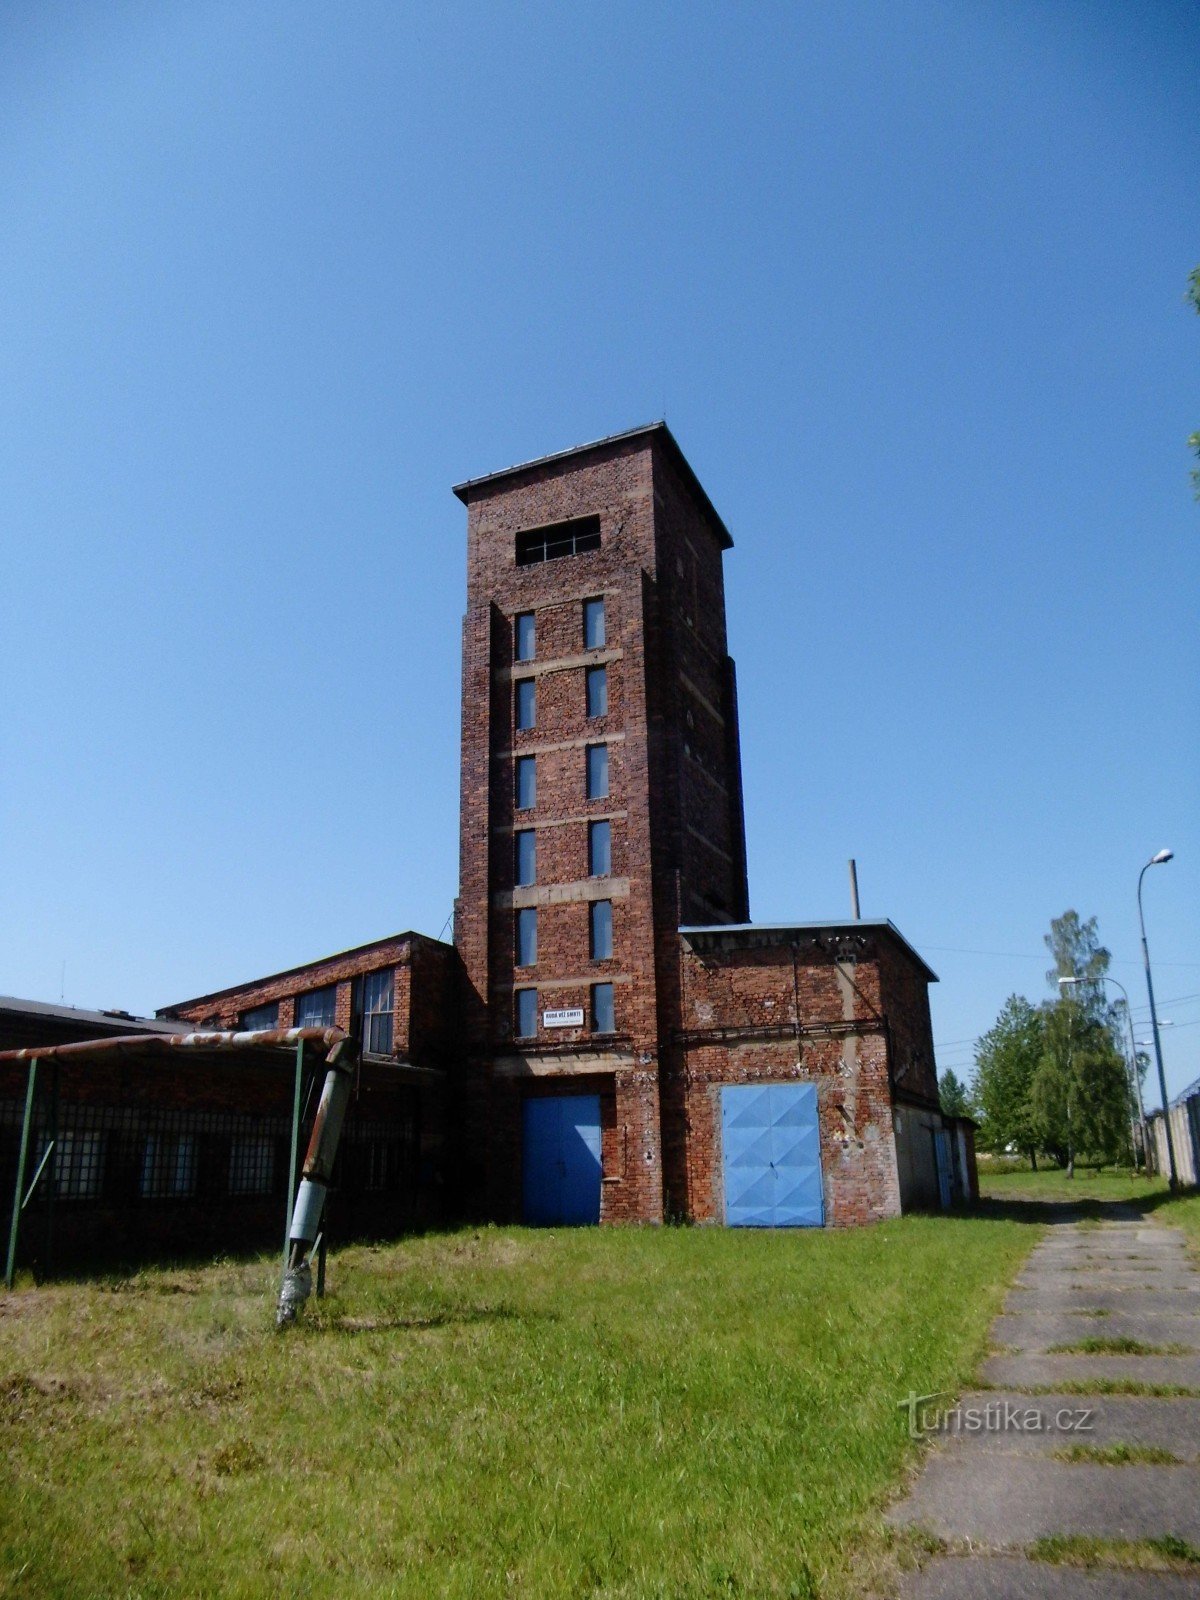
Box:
721;1082;824;1227
934;1128;953;1210
522;1095;602;1225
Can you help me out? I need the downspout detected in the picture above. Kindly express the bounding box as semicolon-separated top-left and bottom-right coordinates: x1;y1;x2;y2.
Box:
276;1036;360;1328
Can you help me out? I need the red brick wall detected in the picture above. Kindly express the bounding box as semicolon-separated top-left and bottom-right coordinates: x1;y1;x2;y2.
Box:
673;930;905;1225
453;428;749;1224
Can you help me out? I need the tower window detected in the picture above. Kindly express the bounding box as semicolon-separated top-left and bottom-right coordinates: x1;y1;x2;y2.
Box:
590;900;613;960
585;665;607;719
515;612;536;661
515;516;601;566
515;678;536;730
516;907;538;967
588;820;611;876
585;744;609;800
515;987;538;1039
515;828;536;886
516;755;536;810
592;982;616;1034
583;596;606;649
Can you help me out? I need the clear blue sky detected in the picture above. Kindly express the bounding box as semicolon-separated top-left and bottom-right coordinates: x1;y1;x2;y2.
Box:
2;2;1197;1101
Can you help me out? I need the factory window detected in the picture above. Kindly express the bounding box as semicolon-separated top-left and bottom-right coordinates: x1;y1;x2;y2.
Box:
141;1133;197;1199
515;612;536;661
516;755;536;810
516;907;538;967
515;678;536;730
43;1131;105;1200
239;1001;279;1032
588;819;611;876
515;987;538;1039
583;596;606;649
590;900;613;961
354;968;395;1056
515;515;601;566
585;665;607;719
515;828;536;886
229;1136;275;1196
585;744;609;799
295;985;337;1029
591;982;616;1035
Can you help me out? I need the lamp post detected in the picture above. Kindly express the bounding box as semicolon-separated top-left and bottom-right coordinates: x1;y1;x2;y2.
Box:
1060;973;1146;1170
1138;849;1178;1189
1056;974;1077;1178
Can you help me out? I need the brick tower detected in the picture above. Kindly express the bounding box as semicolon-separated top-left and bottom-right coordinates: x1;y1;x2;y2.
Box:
453;423;748;1222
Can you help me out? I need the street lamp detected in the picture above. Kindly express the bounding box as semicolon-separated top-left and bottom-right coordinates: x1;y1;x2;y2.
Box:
1138;849;1178;1189
1056;975;1078;1178
1060;973;1147;1170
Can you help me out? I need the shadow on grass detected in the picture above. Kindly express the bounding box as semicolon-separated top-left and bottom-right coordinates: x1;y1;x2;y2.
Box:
963;1188;1197;1228
307;1302;554;1336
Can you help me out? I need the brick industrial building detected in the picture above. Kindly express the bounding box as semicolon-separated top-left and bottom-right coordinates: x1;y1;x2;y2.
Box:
3;424;973;1261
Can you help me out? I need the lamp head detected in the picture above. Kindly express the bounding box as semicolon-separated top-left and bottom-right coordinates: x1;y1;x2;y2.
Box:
1150;849;1174;866
1057;976;1081;986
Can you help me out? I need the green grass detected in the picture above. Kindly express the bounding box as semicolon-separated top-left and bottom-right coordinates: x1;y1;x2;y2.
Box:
1052;1442;1182;1465
1029;1534;1200;1571
1046;1336;1189;1356
0;1215;1035;1600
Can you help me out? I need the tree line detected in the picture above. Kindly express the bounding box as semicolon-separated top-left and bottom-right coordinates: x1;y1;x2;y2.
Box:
938;911;1143;1171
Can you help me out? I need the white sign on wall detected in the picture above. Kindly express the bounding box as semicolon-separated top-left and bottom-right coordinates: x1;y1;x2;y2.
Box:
543;1008;585;1028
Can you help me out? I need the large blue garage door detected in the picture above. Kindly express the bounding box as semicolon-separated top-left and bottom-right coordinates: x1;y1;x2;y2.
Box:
721;1082;824;1227
522;1095;602;1225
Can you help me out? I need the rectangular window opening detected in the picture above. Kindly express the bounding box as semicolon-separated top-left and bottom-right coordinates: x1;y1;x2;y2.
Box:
590;900;614;961
592;982;616;1035
588;819;612;876
515;612;536;661
515;987;538;1039
295;985;337;1030
515;678;536;730
516;755;536;810
516;906;538;967
515;516;601;567
583;597;606;649
585;665;607;719
515;828;536;887
355;968;395;1056
585;744;609;800
239;1001;279;1032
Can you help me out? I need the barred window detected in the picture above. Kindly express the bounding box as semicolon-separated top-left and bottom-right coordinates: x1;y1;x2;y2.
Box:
229;1136;275;1195
44;1131;106;1200
141;1133;197;1198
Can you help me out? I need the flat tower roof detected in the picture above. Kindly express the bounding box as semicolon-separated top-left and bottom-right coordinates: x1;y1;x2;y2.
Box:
452;421;733;549
679;920;939;983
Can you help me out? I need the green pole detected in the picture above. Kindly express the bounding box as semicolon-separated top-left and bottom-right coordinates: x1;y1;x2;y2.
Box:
5;1059;39;1291
284;1040;304;1271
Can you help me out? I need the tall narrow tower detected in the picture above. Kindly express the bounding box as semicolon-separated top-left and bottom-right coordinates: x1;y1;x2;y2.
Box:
453;423;747;1223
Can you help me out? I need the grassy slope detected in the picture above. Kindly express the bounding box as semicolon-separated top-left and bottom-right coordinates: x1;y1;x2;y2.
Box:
1;1217;1034;1600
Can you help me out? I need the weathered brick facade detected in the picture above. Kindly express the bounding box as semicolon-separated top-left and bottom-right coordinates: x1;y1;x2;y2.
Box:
450;423;969;1226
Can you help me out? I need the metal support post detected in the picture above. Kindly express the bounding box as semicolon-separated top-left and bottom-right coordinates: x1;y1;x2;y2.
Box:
5;1059;39;1291
285;1038;304;1272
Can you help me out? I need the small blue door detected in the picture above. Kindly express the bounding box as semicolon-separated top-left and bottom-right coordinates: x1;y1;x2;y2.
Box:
522;1095;602;1225
933;1128;953;1210
721;1082;824;1227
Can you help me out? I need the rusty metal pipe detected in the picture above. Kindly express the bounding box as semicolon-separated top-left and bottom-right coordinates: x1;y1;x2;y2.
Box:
276;1037;359;1328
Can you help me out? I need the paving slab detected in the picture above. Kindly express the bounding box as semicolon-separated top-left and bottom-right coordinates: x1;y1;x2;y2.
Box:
991;1309;1199;1351
1003;1288;1200;1315
911;1392;1200;1457
888;1457;1200;1543
982;1352;1200;1389
899;1557;1200;1598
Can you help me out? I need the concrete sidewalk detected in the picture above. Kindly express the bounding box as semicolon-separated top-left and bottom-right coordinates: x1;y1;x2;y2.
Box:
887;1202;1200;1597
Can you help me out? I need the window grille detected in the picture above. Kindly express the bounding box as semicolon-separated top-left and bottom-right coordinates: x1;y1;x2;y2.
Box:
356;969;395;1056
515;516;600;566
295;985;337;1029
239;1001;279;1032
